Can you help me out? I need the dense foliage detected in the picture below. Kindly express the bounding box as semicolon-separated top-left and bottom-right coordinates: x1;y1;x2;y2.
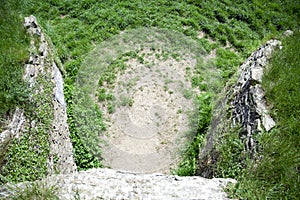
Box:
0;0;299;198
27;0;298;172
0;1;30;124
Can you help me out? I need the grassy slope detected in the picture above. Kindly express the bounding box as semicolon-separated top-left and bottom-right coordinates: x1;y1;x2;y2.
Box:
28;0;298;171
0;0;299;198
0;1;30;123
1;1;54;183
233;31;300;199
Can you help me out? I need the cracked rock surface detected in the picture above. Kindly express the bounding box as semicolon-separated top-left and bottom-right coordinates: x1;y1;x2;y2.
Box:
35;168;235;200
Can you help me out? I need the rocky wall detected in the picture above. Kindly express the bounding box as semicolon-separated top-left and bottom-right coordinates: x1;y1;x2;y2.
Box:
230;40;280;153
198;39;282;177
24;15;77;174
0;15;76;175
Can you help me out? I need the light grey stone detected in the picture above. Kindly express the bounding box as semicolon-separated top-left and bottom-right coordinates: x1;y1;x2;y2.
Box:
0;108;25;144
230;40;279;152
251;85;275;131
0;15;77;175
284;30;293;37
199;39;280;176
53;62;66;109
262;114;276;132
1;168;237;199
36;168;235;200
251;66;264;83
23;15;76;174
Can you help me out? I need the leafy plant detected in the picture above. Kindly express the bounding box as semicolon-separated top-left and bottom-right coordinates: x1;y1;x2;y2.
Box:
215;48;243;80
215;127;246;178
119;96;134;107
174;93;212;176
1;71;54;183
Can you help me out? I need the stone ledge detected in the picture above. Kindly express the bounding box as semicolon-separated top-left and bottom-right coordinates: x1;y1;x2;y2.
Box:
1;168;236;200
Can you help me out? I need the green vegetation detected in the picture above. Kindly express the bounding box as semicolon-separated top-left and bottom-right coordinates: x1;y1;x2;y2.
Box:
23;0;298;172
215;126;246;178
0;1;30;124
228;31;300;199
0;1;53;183
211;32;300;199
1;0;299;198
174;93;212;176
1;82;53;183
2;179;59;200
216;48;243;79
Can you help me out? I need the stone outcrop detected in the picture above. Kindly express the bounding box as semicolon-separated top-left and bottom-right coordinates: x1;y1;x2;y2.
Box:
1;168;236;200
24;15;76;174
0;15;76;174
230;40;280;153
198;40;281;177
0;108;26;146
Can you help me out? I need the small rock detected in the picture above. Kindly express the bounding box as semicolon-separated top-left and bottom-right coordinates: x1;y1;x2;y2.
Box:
38;42;47;56
283;30;293;37
251;66;264;83
262;114;276;132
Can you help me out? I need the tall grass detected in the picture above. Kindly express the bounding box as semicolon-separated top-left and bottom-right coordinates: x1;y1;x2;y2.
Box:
1;178;59;200
230;31;300;199
0;1;30;124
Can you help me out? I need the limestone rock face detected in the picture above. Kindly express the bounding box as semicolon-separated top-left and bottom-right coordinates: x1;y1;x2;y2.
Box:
24;15;77;174
1;168;236;200
231;40;280;153
198;40;280;177
0;108;26;145
0;15;76;174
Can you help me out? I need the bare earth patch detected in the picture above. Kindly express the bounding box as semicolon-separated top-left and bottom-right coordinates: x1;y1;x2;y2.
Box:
99;49;200;173
73;28;219;174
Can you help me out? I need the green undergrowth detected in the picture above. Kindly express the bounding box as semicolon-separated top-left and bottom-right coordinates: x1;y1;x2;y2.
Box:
0;1;30;125
228;31;300;199
0;60;55;183
28;0;298;170
1;0;299;182
1;179;59;200
173;93;212;176
0;1;54;183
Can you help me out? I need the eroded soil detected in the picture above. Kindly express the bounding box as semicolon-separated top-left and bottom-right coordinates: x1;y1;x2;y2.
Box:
99;48;201;173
